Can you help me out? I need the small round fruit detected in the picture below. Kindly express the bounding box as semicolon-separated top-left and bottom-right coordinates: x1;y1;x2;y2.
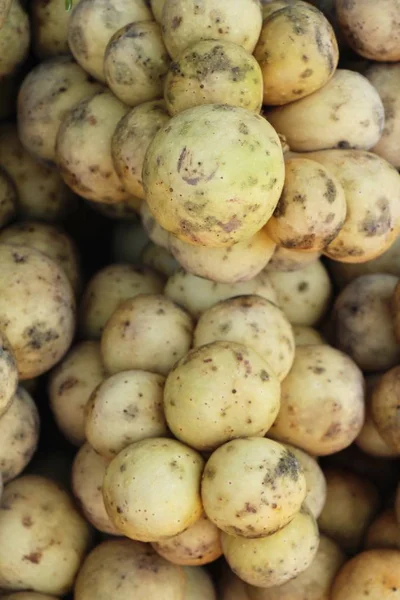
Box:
221;506;319;588
371;366;400;452
164;341;281;451
85;370;168;458
270;344;365;456
0;244;75;380
333;274;400;372
169;229;276;283
193;295;294;381
142;104;285;247
201;437;306;538
48;341;106;446
0;387;39;483
79;264;163;339
152;513;222;566
100;294;193;376
164;269;278;320
255;3;338;105
104;21;170;107
71;443;120;535
164;40;263;116
331;550;400;600
111;100;170;201
266;158;346;251
74;539;185;600
365;509;400;551
162;0;262;59
103;438;204;542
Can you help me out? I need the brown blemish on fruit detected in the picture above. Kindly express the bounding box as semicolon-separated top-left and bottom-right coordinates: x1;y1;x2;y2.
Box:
58;377;79;395
23;551;42;564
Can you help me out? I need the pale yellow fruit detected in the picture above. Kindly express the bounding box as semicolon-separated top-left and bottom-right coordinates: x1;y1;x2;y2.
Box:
101;294;193;376
162;0;262;59
292;325;325;346
48;341;106;446
0;244;75;380
371;365;400;452
111;100;170;201
74;539;185;600
0;387;39;483
140;242;180;277
79;264;163;339
0;475;93;595
255;4;338;105
71;443;120;535
103;438;204;542
267;260;332;326
56;90;130;204
366;63;400;169
307;150;400;263
265;246;321;271
85;370;168;458
31;0;80;58
270;344;365;456
165;40;263;116
164;269;278;320
0;0;30;78
266;158;346;251
68;0;152;82
152;513;222;566
266;70;384;152
0;221;82;296
336;0;400;62
164;341;281;451
222;506;319;588
17;56;102;165
356;375;399;458
246;535;345;600
282;444;326;518
0;123;73;222
328;235;400;287
201;438;306;538
169;229;276;283
194;295;294;381
142;104;285;247
104;21;170;107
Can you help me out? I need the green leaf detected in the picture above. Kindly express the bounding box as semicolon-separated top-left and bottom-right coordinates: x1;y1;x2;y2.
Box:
65;0;73;11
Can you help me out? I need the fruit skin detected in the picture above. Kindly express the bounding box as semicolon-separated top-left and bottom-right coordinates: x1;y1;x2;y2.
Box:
164;40;263;116
143;104;285;247
162;0;262;60
255;3;338;106
103;437;204;542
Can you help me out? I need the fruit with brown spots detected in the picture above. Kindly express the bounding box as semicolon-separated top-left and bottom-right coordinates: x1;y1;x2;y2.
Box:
201;437;306;538
164;341;281;451
142;104;285;247
0;475;93;595
221;505;319;588
74;539;185;600
255;3;338;105
164;40;263;116
103;437;204;542
193;295;294;381
270;344;365;455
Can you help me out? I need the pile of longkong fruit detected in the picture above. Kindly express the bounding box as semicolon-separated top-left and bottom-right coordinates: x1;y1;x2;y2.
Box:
1;0;400;598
